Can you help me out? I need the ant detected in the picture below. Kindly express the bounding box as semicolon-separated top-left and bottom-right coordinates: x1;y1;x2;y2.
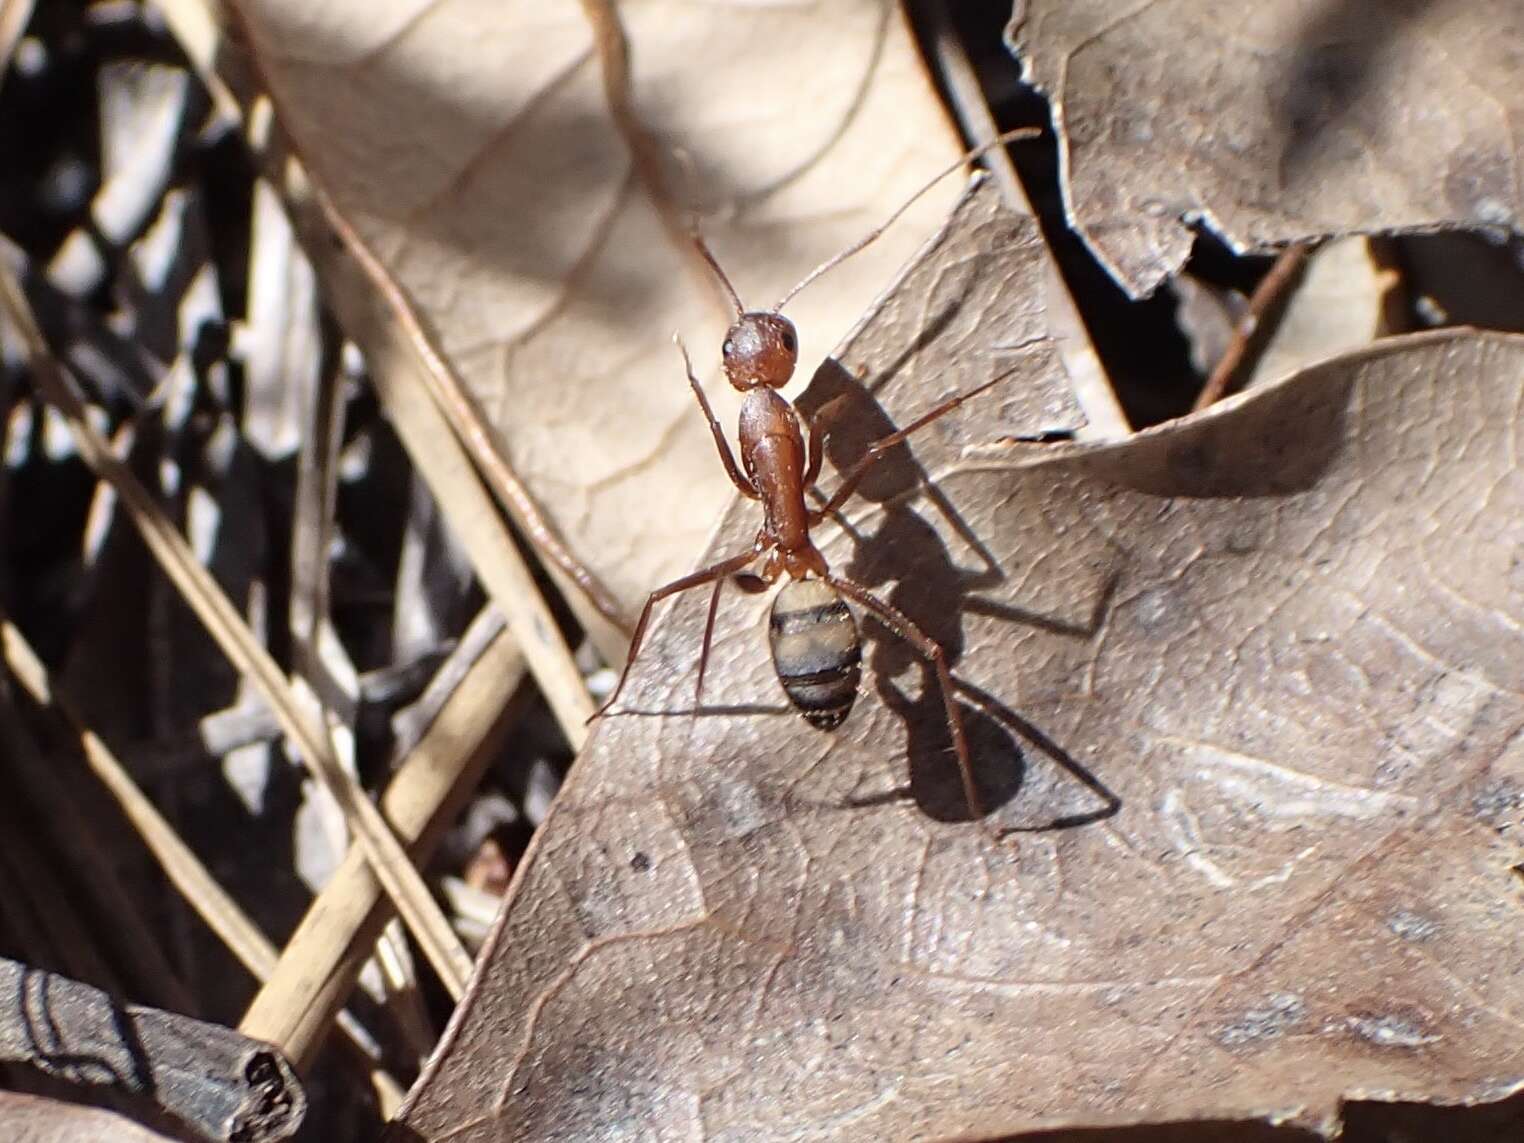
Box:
591;128;1040;819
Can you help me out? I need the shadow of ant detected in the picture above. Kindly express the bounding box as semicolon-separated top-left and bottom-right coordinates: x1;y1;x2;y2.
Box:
793;353;1120;828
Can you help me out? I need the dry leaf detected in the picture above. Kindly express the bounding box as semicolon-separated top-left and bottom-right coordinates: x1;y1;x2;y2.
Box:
229;0;1021;614
0;1093;176;1143
394;326;1524;1139
1008;0;1524;296
1173;273;1242;377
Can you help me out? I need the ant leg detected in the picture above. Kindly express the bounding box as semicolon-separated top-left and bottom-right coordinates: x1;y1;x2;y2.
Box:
675;334;759;499
825;573;984;819
694;576;725;707
590;548;760;722
809;371;1008;524
802;394;851;490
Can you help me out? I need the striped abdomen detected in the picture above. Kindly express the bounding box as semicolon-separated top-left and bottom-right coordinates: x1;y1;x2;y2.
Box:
768;579;862;730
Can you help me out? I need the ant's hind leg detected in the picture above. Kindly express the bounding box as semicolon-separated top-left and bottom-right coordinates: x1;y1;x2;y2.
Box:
825;573;985;819
590;548;759;722
694;576;725;708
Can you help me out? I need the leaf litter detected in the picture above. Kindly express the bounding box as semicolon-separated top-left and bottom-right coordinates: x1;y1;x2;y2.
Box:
228;0;991;617
1009;0;1524;297
393;247;1524;1138
5;1;1524;1140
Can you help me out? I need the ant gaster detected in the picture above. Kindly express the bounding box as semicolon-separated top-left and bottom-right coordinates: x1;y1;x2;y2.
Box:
591;128;1039;819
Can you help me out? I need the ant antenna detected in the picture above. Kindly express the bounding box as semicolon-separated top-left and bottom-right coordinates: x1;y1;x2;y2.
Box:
690;228;745;316
669;145;746;317
772;125;1041;313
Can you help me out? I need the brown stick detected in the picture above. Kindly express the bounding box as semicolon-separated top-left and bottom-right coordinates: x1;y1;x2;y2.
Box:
1192;242;1312;412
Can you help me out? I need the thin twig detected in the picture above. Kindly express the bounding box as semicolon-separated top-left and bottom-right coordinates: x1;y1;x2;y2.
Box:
0;254;475;1000
0;616;392;1078
0;650;194;1014
242;609;526;1067
1192;242;1312;411
0;0;36;77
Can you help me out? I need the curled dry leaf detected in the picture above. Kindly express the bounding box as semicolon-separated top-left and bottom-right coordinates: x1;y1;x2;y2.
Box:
230;0;1014;614
0;957;305;1142
1008;0;1524;296
395;324;1524;1139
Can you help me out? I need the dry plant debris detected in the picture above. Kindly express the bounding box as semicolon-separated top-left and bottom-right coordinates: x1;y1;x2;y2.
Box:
0;956;304;1140
0;1091;181;1143
0;0;1522;1140
1009;0;1524;296
397;328;1524;1141
227;0;983;616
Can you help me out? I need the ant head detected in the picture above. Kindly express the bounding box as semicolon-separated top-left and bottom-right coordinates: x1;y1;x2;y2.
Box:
687;230;797;389
721;311;798;390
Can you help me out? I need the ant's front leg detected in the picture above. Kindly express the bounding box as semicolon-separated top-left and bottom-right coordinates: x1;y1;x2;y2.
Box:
675;334;759;500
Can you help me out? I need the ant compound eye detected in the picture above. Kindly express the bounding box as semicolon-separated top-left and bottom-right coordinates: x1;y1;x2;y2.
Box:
722;338;735;359
781;327;797;354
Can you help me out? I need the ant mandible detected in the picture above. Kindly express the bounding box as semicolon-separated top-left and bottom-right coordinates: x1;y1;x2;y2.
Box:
591;128;1039;819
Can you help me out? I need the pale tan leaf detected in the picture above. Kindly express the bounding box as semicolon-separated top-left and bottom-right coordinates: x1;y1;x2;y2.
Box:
394;327;1524;1138
0;1093;175;1143
1008;0;1524;296
227;0;1075;613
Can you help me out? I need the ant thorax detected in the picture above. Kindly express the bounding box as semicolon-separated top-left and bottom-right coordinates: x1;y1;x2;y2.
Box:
739;387;811;555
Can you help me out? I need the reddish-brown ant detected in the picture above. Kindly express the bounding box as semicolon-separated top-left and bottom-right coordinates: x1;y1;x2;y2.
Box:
591;128;1039;818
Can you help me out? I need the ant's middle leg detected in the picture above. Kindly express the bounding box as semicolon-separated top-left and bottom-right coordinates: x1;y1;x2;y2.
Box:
825;572;985;819
802;393;853;490
809;369;1013;524
696;563;784;705
590;548;760;722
